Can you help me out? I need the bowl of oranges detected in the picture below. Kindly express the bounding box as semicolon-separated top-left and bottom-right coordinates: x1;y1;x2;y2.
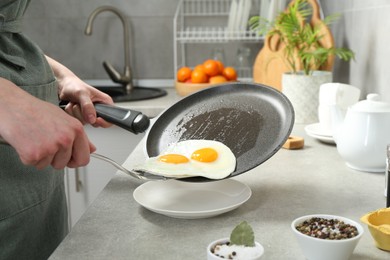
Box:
175;59;238;96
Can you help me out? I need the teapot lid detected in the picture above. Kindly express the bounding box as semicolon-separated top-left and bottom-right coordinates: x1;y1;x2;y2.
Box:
351;94;390;113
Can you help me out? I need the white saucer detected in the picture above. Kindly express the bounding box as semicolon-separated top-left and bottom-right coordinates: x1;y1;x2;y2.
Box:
305;123;335;144
133;179;251;219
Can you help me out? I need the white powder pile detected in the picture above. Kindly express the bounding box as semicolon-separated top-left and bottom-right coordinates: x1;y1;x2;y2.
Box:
212;243;264;260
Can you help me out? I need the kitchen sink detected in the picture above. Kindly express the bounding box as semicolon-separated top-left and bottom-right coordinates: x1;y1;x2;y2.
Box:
94;86;167;102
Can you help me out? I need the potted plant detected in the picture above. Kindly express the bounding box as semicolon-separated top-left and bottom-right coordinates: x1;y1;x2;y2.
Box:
250;0;355;123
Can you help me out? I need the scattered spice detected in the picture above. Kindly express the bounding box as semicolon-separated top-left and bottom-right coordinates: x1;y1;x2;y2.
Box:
296;217;359;240
212;242;249;259
212;242;230;259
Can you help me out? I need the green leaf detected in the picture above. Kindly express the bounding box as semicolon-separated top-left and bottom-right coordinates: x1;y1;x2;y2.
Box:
249;16;271;36
323;13;341;26
230;221;255;247
249;0;355;74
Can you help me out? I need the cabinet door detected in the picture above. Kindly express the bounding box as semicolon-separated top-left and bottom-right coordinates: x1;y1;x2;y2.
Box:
65;125;145;227
64;167;89;228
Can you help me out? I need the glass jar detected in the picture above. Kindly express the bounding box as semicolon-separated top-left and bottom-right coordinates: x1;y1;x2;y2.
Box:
211;48;225;63
235;47;251;78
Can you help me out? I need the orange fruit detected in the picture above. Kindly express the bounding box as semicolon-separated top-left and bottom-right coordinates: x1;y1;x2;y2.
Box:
215;60;224;75
194;64;205;72
222;67;238;81
203;59;220;77
191;69;208;83
209;75;228;84
177;67;192;82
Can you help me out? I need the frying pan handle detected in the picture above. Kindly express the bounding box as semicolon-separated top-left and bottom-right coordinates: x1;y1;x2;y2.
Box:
0;104;150;144
94;103;150;134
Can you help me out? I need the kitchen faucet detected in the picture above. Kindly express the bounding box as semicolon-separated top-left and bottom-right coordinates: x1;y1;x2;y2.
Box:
85;6;133;93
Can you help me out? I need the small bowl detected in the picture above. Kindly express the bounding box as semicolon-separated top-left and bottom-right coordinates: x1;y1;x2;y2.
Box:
291;214;364;260
207;237;264;260
361;208;390;251
175;81;221;96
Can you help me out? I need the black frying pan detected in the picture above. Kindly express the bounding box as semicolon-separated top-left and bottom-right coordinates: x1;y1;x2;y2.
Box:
1;83;293;182
145;82;294;182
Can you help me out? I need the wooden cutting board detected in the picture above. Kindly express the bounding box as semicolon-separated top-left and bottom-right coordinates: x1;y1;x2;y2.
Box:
253;0;335;91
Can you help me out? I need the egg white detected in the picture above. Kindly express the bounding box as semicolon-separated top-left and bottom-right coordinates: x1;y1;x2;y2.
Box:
135;140;236;179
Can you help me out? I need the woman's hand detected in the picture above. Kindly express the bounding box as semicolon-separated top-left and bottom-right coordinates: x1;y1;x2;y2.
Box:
46;56;114;128
0;78;95;169
58;74;114;128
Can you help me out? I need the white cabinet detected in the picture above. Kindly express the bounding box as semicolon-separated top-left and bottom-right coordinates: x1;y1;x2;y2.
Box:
64;125;144;228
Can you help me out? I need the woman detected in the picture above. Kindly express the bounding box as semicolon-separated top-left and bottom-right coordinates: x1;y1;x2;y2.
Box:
0;0;113;259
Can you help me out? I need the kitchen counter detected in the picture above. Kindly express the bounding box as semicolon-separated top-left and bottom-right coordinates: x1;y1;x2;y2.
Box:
50;88;389;260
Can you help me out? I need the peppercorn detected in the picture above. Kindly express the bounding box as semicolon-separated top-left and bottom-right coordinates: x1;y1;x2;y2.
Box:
296;217;359;240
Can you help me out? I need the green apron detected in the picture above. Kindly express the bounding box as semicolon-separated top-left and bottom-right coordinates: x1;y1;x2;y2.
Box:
0;0;68;259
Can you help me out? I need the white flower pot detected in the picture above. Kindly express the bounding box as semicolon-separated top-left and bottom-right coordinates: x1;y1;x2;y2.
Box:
282;71;333;124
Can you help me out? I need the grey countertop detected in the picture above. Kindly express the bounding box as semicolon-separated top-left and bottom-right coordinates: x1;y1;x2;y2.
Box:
50;88;389;260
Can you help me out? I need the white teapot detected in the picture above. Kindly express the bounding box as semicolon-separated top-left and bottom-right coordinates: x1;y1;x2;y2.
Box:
332;93;390;172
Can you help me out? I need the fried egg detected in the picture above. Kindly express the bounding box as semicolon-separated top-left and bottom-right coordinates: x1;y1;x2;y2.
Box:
135;140;236;179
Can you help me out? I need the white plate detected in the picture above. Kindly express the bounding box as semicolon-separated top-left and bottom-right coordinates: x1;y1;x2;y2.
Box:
133;179;251;219
306;132;335;144
305;123;335;144
305;123;332;137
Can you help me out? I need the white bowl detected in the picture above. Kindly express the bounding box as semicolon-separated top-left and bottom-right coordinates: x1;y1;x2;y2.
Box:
291;214;364;260
207;237;264;260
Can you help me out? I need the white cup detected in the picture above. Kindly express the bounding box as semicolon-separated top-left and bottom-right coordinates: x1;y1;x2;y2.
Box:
318;83;361;134
317;104;333;134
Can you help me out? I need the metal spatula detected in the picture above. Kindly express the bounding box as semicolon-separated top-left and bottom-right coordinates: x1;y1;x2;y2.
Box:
0;137;173;181
90;153;171;180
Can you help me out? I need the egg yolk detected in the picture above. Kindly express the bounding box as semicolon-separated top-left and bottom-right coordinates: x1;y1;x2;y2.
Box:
191;148;218;162
158;154;190;164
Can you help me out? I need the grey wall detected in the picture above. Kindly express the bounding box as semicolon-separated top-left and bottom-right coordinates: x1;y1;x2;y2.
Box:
24;0;179;80
24;0;262;82
23;0;390;102
320;0;390;102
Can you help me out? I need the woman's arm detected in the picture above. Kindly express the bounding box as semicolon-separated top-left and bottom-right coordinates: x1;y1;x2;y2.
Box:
0;77;94;169
45;55;113;127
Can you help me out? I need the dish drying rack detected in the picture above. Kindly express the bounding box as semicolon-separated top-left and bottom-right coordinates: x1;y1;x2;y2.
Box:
174;0;264;79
